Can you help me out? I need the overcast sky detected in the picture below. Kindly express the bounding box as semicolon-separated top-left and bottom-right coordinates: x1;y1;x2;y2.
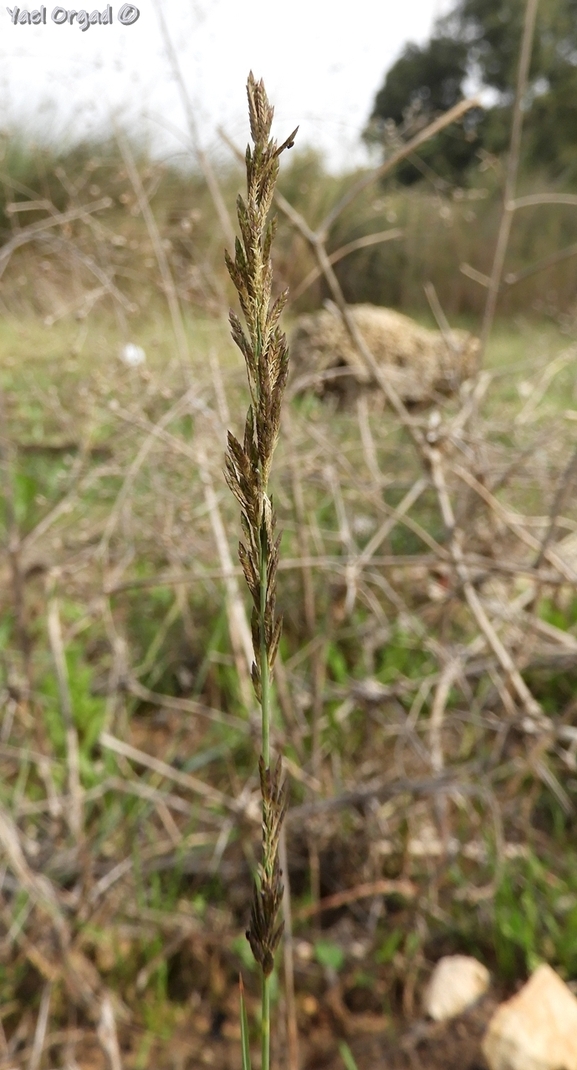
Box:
1;0;454;171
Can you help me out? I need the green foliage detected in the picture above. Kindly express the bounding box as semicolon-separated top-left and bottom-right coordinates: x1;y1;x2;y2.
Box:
366;36;478;186
442;0;577;97
538;594;577;631
375;627;434;687
40;640;106;783
376;928;404;965
523;595;577;713
314;939;345;972
6;456;72;534
278;147;344;227
233;935;258;973
0;616;12;652
134;1031;155;1070
326;643;349;686
372;38;468;121
493;852;577;979
12;470;38;528
0;133;149;246
240;978;253;1070
339;1041;360;1070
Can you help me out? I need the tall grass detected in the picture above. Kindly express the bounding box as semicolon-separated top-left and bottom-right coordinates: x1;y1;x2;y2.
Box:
223;74;296;1070
2;125;577;326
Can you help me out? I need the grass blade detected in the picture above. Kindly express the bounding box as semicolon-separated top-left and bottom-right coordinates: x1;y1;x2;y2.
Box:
239;975;252;1070
339;1040;359;1070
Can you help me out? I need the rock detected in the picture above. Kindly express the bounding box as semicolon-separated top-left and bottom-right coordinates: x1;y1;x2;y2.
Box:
424;955;490;1022
482;963;577;1070
289;302;479;406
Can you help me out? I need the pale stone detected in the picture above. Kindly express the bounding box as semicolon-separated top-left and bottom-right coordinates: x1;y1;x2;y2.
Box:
482;964;577;1070
424;955;490;1021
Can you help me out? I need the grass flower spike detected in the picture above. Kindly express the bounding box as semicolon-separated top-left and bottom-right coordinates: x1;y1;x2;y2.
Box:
224;73;297;1070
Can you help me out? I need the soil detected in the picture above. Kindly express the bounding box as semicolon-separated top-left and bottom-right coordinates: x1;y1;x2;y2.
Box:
14;968;499;1070
337;998;497;1070
105;982;498;1070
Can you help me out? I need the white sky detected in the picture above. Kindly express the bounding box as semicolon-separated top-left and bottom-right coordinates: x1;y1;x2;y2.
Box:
0;0;454;171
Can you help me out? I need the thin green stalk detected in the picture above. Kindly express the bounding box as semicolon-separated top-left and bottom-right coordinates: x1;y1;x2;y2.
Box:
261;972;271;1070
239;976;251;1069
259;526;271;1070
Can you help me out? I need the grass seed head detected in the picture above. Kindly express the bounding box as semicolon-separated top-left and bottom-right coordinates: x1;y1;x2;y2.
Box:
225;73;296;982
225;73;296;691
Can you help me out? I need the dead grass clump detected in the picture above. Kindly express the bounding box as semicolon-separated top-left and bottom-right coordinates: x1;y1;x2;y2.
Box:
289;302;479;405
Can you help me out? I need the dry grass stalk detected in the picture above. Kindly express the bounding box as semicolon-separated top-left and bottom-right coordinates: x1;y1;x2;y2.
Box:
97;994;123;1070
224;72;296;1070
115;132;191;382
28;983;51;1070
152;0;236;253
0;197;112;279
479;0;540;356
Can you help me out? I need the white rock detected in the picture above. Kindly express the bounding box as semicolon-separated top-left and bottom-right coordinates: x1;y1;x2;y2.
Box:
483;964;577;1070
424;954;490;1021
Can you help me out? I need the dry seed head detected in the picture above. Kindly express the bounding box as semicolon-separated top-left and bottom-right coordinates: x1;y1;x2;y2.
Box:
246;757;288;976
226;73;295;982
225;73;296;689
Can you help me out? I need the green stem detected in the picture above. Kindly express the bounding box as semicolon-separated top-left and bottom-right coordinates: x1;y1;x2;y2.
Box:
259;518;270;768
261;972;270;1070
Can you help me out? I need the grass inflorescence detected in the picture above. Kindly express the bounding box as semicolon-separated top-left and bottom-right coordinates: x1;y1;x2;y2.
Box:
224;72;297;1069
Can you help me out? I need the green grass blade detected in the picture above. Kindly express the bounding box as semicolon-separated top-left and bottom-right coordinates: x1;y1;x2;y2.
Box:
239;975;252;1070
339;1040;359;1070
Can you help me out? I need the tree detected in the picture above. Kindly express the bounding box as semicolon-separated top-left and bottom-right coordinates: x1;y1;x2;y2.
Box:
366;0;577;185
439;0;577;97
370;37;468;124
364;33;483;185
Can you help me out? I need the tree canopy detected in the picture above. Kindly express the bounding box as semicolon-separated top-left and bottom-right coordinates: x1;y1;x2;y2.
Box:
366;0;577;185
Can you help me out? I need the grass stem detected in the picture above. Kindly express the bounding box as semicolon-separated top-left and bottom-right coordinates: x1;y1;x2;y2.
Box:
261;973;271;1070
260;524;271;768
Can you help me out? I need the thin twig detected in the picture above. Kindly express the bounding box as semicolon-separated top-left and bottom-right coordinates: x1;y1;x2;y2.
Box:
290;227;402;303
318;97;481;238
27;983;51;1070
97;995;123;1070
294;878;417;920
152;0;236;251
479;0;540;356
115;132;190;381
99;730;249;816
0;198;112;277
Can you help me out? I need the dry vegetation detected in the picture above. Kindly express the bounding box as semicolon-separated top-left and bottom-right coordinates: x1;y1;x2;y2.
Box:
1;26;577;1070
